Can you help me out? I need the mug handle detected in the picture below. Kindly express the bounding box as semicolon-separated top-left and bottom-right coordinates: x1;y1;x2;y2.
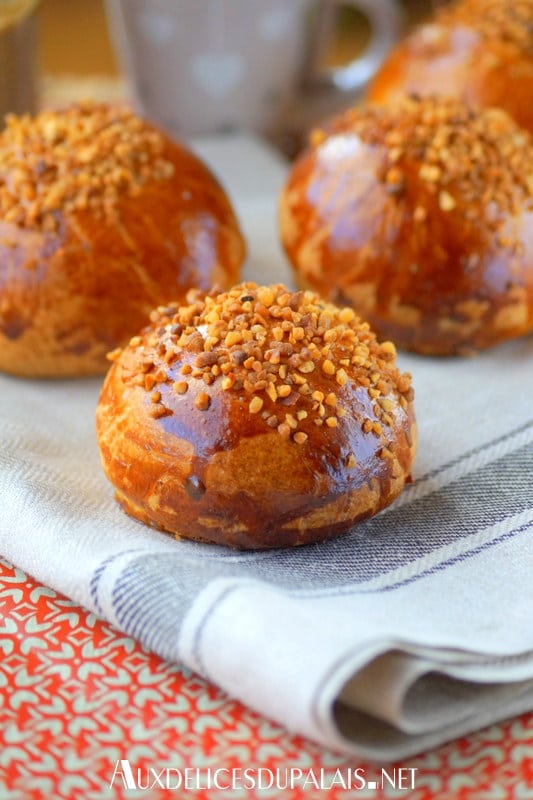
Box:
304;0;404;94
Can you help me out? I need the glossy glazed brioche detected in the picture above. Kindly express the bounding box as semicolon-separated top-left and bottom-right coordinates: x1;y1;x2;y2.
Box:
0;102;245;377
96;283;416;549
280;96;533;355
368;0;533;134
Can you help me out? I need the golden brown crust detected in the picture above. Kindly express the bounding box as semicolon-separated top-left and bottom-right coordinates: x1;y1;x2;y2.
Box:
96;283;416;549
279;97;533;355
368;0;533;134
0;103;245;377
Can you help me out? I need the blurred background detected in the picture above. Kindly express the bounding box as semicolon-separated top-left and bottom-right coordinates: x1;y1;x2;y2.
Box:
40;0;124;106
36;0;434;105
39;0;436;72
1;0;447;150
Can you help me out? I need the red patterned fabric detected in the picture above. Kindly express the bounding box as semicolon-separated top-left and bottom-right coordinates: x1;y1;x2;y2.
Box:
0;558;531;799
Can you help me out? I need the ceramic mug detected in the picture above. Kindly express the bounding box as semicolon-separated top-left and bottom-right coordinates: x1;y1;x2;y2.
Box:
105;0;402;144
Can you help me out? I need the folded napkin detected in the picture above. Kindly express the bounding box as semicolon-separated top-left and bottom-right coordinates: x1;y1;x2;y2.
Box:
1;136;532;761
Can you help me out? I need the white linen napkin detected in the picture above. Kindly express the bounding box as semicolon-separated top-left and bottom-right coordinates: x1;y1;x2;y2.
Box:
0;135;532;761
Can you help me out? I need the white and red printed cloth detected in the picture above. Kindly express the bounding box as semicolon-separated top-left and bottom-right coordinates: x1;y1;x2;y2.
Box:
0;137;532;761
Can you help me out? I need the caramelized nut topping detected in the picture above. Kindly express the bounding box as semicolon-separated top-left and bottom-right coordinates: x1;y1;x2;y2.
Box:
316;95;533;235
123;282;413;446
195;392;211;411
249;396;264;414
439;0;533;49
106;347;122;363
0;102;175;233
